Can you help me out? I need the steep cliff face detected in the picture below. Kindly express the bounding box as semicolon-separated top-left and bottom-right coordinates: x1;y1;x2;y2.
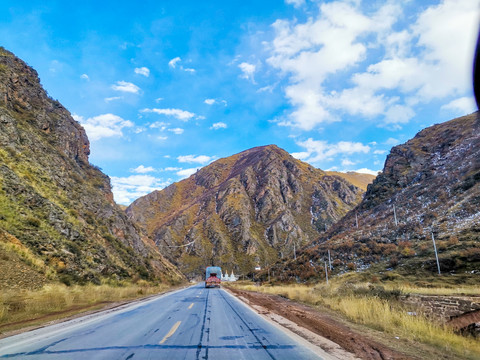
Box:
127;145;365;277
271;113;480;281
0;47;183;288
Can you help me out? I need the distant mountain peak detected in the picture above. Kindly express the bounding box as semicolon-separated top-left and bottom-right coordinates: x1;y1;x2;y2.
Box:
127;144;367;278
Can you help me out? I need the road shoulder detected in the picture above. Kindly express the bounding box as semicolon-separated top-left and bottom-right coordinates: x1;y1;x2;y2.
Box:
226;286;417;360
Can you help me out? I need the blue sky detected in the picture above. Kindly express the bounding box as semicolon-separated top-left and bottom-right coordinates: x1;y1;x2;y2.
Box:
0;0;478;204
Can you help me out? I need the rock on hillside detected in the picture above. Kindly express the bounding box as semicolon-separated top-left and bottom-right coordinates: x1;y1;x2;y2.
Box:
0;47;183;288
127;145;365;277
270;113;480;281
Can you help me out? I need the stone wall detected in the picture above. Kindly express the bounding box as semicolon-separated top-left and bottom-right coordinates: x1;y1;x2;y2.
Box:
399;294;480;322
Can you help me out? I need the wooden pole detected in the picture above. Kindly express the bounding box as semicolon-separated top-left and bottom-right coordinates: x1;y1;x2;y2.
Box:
432;232;441;275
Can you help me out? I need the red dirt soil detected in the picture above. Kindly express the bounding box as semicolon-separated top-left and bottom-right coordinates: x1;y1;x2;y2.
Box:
228;287;415;360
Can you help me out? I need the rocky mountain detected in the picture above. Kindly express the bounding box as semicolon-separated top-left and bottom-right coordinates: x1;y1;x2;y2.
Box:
0;47;183;289
127;145;368;277
269;113;480;282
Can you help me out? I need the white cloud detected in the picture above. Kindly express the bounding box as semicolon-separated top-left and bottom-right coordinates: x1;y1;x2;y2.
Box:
111;81;140;94
169;57;181;68
239;62;256;81
163;167;182;171
352;168;381;176
168;57;195;73
150;121;169;130
134;67;150;77
341;159;355;166
440;97;477;115
384;137;400;146
111;175;171;205
80;74;89;80
373;150;387;155
210;122;227;130
155;97;164;102
142;108;196;121
290;151;310;160
285;0;305;8
264;0;479;130
257;84;276;93
74;113;134;141
104;96;122;102
134;127;146;134
176;167;200;179
157;135;168;140
411;0;477;100
177;155;214;164
384;104;415;125
295;138;370;163
204;98;227;106
168;127;184;135
131;165;155;174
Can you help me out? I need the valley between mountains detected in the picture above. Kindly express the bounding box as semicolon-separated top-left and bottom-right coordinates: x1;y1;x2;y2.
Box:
1;47;479;359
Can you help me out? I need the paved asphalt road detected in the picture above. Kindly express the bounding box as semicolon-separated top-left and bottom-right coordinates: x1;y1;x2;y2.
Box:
0;283;325;359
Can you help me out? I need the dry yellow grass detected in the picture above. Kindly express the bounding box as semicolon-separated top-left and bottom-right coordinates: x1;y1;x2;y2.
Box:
229;283;480;359
0;281;172;328
383;284;480;296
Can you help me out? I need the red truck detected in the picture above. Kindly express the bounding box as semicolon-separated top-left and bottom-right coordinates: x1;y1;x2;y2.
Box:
205;266;222;288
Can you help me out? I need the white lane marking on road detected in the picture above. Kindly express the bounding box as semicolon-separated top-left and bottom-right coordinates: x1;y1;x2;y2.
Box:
188;303;194;309
159;321;181;344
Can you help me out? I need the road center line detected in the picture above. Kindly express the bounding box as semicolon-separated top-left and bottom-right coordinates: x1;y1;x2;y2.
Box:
188;303;194;309
159;321;181;344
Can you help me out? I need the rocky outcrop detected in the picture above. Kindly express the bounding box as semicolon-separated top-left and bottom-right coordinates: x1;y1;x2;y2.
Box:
127;145;366;277
0;47;183;288
270;113;480;281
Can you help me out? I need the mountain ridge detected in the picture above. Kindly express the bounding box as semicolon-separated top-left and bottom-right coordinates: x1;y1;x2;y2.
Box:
266;112;480;282
0;47;183;288
127;144;372;277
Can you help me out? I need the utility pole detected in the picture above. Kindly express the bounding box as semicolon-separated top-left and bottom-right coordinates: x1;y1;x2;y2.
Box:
325;261;329;284
328;249;332;270
355;213;359;228
432;232;441;275
393;204;398;227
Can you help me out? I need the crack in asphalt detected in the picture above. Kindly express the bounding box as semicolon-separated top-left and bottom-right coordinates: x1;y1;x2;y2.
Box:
0;343;297;358
195;289;210;360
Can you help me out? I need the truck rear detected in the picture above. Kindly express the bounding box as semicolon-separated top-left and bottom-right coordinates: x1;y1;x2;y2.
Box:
205;266;222;288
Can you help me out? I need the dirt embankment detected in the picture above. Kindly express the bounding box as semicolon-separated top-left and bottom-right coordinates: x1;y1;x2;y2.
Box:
228;287;416;360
